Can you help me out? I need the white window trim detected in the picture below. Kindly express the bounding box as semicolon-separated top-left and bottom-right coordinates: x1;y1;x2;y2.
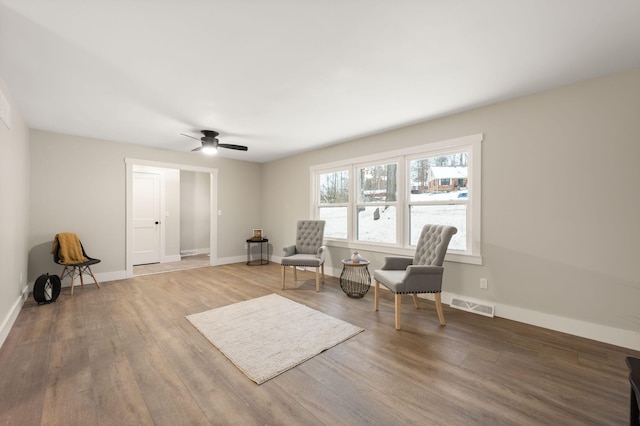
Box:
310;133;483;265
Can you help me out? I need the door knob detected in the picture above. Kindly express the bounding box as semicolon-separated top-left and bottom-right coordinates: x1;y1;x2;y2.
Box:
155;221;160;225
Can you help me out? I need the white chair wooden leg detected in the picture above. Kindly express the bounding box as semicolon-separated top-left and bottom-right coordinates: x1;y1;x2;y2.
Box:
435;293;446;326
394;294;402;330
374;280;380;311
281;265;286;289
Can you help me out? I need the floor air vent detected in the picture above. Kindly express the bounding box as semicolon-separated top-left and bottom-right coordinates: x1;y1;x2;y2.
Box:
450;298;495;318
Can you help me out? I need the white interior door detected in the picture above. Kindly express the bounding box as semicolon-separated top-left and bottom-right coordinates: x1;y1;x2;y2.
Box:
133;172;161;265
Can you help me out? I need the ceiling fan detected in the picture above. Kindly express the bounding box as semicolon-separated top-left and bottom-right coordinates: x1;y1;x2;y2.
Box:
181;130;248;155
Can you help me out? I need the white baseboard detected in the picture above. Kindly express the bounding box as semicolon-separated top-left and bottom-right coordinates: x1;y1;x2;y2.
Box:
347;277;640;351
0;293;25;349
181;248;210;256
51;270;128;288
494;300;640;352
162;254;182;263
94;270;128;283
439;292;640;351
214;255;246;266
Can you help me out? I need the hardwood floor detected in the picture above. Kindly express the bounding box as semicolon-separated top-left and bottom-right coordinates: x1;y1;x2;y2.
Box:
1;263;637;425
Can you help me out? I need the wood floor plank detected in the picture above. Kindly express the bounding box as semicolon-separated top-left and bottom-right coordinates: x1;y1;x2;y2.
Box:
1;262;638;425
0;340;48;425
42;336;97;425
86;327;154;425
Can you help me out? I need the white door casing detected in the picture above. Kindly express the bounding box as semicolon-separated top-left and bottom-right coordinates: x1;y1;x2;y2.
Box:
125;158;218;279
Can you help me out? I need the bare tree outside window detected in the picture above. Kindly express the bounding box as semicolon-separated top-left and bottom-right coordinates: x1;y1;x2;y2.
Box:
320;170;348;204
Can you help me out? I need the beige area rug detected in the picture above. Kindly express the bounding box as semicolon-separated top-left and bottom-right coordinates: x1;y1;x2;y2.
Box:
186;294;364;384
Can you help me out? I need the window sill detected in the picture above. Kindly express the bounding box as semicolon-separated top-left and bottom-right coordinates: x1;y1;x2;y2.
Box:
324;239;482;265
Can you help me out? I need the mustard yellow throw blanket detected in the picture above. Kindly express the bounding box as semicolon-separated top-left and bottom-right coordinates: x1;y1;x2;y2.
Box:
52;233;88;264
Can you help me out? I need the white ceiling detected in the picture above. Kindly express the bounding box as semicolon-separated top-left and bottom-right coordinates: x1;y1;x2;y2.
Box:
1;1;639;163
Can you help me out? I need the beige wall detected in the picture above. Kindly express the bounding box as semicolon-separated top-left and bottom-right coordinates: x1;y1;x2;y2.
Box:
0;75;30;346
28;130;262;282
263;68;640;346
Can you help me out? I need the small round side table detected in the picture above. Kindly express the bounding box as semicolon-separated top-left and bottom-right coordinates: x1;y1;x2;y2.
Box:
340;259;371;298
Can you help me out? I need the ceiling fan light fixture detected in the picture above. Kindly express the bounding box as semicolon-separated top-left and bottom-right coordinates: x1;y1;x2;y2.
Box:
183;130;247;154
202;144;217;155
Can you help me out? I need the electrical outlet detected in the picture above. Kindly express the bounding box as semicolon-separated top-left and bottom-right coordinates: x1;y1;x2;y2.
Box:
480;278;488;289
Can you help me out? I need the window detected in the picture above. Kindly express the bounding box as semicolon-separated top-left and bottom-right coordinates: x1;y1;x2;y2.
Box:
317;169;349;239
311;134;482;264
408;152;468;251
356;162;398;244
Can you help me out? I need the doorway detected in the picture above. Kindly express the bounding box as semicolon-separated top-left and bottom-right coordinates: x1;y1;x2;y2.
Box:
125;158;219;278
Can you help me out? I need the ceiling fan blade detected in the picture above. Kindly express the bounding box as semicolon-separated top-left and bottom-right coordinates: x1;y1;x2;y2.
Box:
218;143;248;151
191;146;202;152
181;133;200;141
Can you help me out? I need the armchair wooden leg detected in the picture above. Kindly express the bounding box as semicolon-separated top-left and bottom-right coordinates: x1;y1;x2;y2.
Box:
374;280;380;311
315;267;320;292
281;265;286;289
395;294;402;330
412;293;420;309
293;266;297;281
321;263;325;283
435;293;446;326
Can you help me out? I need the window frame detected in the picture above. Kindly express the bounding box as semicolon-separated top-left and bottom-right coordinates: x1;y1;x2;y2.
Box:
310;133;483;265
406;148;470;253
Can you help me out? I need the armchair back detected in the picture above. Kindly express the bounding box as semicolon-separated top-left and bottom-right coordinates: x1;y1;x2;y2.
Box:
295;220;325;254
413;224;457;266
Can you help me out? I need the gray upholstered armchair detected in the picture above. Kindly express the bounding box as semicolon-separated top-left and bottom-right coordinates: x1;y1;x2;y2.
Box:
281;220;326;292
373;224;457;329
